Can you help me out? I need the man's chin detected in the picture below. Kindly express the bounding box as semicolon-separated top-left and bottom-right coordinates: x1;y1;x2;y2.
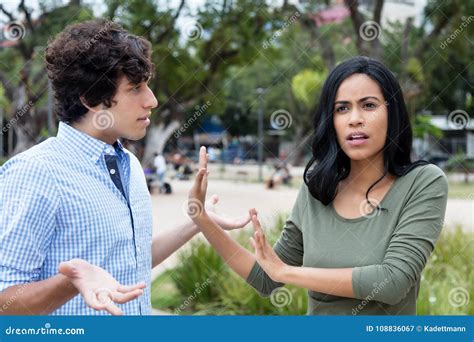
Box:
122;129;147;141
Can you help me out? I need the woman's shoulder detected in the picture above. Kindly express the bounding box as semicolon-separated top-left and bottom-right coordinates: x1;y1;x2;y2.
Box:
399;163;448;200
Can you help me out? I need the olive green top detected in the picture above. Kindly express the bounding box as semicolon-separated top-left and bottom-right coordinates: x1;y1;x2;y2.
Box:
246;164;448;315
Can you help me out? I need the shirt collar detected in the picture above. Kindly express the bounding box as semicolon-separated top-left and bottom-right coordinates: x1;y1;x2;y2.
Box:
56;122;124;163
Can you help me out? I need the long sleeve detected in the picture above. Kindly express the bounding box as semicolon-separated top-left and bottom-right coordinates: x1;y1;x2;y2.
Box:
352;165;448;305
246;185;307;296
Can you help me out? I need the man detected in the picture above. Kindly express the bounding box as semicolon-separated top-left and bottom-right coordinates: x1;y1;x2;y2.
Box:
153;152;167;191
0;20;249;315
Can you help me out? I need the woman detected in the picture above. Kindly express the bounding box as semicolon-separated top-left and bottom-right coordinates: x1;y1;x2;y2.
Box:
188;56;448;315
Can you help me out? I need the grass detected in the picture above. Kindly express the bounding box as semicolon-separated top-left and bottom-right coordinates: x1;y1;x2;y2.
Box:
447;181;474;199
151;216;473;315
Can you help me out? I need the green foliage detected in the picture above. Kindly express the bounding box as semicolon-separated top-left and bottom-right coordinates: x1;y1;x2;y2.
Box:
291;68;327;109
445;152;474;172
417;226;473;315
152;214;472;315
411;115;443;139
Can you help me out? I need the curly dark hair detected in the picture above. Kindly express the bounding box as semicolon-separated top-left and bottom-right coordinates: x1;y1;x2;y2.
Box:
45;19;154;123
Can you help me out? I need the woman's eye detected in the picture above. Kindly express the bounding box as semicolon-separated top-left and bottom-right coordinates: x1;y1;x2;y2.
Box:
335;106;348;113
364;102;376;109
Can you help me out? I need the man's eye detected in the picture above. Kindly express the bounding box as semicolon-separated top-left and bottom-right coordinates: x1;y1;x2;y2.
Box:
132;86;141;92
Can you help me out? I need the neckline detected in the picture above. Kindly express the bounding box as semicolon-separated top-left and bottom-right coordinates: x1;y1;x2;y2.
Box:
330;175;401;223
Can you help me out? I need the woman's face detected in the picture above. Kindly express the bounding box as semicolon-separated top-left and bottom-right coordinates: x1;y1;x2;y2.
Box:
333;73;388;162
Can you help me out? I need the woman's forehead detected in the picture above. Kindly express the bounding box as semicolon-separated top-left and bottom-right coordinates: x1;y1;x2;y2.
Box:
336;74;383;101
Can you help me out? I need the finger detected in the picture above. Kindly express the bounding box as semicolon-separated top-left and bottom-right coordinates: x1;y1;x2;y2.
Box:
211;194;219;205
113;289;144;303
105;302;124;316
200;169;208;195
251;214;262;234
193;169;206;191
254;232;265;259
249;237;256;250
117;283;146;293
199;146;207;169
249;208;257;217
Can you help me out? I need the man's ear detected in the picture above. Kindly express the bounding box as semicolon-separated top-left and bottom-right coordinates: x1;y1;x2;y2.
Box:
79;96;101;112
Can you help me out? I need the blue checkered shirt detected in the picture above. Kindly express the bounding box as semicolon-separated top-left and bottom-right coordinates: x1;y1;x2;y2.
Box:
0;122;152;315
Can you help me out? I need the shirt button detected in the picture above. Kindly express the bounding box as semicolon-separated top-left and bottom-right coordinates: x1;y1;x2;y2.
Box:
109;169;116;175
105;148;111;153
137;246;141;252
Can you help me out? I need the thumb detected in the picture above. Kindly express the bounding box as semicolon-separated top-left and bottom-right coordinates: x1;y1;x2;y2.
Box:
59;261;78;278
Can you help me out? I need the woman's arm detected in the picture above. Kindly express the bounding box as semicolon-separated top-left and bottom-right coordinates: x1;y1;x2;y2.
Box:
249;213;355;298
188;159;257;279
151;195;252;269
250;164;449;305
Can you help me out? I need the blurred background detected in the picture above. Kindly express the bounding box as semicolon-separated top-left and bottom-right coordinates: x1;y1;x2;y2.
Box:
0;0;472;315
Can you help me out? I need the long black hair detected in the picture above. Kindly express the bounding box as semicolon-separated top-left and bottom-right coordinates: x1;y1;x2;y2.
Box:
303;56;428;209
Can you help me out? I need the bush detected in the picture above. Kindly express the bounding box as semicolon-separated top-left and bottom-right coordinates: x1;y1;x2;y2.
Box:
152;216;473;315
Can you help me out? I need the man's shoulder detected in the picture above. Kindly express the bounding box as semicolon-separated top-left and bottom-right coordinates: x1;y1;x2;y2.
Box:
1;138;59;174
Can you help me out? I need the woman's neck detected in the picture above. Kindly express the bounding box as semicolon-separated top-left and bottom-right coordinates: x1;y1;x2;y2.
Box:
344;152;391;194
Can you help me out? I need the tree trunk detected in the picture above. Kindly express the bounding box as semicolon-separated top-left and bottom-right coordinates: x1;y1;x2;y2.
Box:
142;120;181;164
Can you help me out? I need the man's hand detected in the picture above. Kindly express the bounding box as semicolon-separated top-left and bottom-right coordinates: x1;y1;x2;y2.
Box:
59;259;146;315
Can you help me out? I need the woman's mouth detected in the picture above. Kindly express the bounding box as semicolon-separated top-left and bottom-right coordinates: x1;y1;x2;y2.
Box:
346;132;369;146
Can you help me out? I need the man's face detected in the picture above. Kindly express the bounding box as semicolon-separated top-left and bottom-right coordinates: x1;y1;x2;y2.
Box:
90;76;158;143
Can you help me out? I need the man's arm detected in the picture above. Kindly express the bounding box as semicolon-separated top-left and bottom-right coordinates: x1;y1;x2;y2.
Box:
151;221;199;268
151;198;252;269
0;275;77;315
0;259;146;316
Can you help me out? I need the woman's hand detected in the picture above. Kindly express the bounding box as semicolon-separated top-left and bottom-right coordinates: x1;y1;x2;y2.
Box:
249;211;288;282
188;146;251;229
59;258;146;315
206;194;251;230
187;146;210;223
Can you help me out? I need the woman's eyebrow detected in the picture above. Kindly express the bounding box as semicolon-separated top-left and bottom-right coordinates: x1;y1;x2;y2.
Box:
358;96;381;102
